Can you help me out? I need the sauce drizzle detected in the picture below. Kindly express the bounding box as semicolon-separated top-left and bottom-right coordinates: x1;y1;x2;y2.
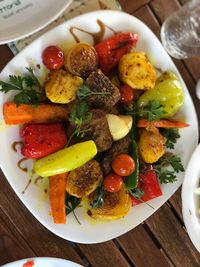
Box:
69;19;117;45
34;176;43;185
12;141;23;152
17;157;28;172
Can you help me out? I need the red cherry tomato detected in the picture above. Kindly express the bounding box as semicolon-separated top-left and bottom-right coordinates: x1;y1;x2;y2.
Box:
120;85;134;104
103;173;123;192
42;45;64;70
112;154;135;176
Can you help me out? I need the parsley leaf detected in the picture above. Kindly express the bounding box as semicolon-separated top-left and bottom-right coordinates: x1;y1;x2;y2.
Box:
153;154;184;184
138;100;167;121
161;128;180;149
0;67;44;106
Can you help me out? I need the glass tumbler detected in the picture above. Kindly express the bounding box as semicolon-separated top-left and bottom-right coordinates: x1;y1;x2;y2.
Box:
161;0;200;59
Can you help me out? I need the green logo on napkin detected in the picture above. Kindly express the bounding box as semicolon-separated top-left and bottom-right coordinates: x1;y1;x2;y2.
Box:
0;0;21;14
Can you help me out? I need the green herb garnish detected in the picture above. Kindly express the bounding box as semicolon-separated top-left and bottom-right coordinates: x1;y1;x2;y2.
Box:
65;194;81;224
153;154;184;184
91;182;104;209
129;188;144;199
0;67;44;106
76;84;111;100
68;100;92;145
161;128;180;149
138;100;167;121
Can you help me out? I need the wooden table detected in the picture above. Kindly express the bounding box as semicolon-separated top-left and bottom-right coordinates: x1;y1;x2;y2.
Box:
0;0;200;266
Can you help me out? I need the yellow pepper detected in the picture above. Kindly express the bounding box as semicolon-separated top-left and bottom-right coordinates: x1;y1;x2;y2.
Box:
137;71;184;118
34;140;97;177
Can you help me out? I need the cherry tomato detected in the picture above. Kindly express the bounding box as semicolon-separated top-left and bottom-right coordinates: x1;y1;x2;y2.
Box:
42;45;64;70
103;173;123;192
112;154;135;176
120;85;134;104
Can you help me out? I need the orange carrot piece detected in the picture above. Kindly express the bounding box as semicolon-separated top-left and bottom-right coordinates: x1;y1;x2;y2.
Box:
3;102;69;125
49;173;67;224
137;118;190;128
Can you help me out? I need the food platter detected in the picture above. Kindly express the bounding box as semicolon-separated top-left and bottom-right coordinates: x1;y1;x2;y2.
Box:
0;0;72;44
0;10;198;243
182;144;200;253
1;257;83;267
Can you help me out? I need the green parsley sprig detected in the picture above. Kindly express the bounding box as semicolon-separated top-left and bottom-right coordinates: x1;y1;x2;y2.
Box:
138;100;167;121
68;101;92;146
160;128;180;149
153;154;184;184
0;67;44;106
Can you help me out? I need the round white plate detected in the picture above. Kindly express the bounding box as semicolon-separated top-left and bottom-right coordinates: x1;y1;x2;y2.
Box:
0;10;198;244
1;257;83;267
182;143;200;252
0;0;72;44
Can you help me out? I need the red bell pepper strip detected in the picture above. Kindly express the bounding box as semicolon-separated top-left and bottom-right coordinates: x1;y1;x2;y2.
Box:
95;32;139;74
137;118;190;128
22;260;35;267
20;123;67;159
130;169;162;206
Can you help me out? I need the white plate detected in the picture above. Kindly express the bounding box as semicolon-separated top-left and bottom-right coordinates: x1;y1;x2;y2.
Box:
0;0;72;44
1;257;83;267
0;10;198;244
182;144;200;252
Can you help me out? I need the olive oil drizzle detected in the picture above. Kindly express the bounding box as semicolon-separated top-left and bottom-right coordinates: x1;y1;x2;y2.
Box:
17;157;28;172
69;19;117;45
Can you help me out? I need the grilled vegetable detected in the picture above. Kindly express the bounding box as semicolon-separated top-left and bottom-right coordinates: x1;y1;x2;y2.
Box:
34;140;97;177
49;173;67;224
85;69;120;108
130;170;162;206
95;32;139;74
45;69;83;104
88;185;131;220
118;52;156;90
106;114;133;141
138;127;166;163
66;160;103;198
42;46;64;70
137;118;189;128
137;71;184;118
112;154;135;177
65;43;98;79
3;102;69;125
21;123;67;159
103;173;123;192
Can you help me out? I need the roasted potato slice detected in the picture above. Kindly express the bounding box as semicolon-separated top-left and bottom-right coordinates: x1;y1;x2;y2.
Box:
65;43;98;79
88;185;131;220
45;69;83;104
118;52;156;90
138;127;166;163
66;160;103;198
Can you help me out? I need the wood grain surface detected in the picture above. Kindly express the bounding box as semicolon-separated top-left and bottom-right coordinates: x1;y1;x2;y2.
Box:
0;0;200;266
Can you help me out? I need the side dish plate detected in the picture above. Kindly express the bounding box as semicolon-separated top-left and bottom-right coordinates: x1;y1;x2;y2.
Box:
0;10;198;243
0;0;72;44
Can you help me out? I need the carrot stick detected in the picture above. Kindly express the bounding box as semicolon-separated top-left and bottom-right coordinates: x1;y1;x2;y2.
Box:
137;118;190;128
49;173;67;224
3;102;69;125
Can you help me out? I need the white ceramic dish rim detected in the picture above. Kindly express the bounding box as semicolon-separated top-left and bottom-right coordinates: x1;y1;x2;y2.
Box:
182;143;200;253
1;257;83;267
0;10;199;244
0;0;72;44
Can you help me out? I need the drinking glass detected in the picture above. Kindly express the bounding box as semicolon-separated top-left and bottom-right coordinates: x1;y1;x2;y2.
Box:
161;0;200;59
